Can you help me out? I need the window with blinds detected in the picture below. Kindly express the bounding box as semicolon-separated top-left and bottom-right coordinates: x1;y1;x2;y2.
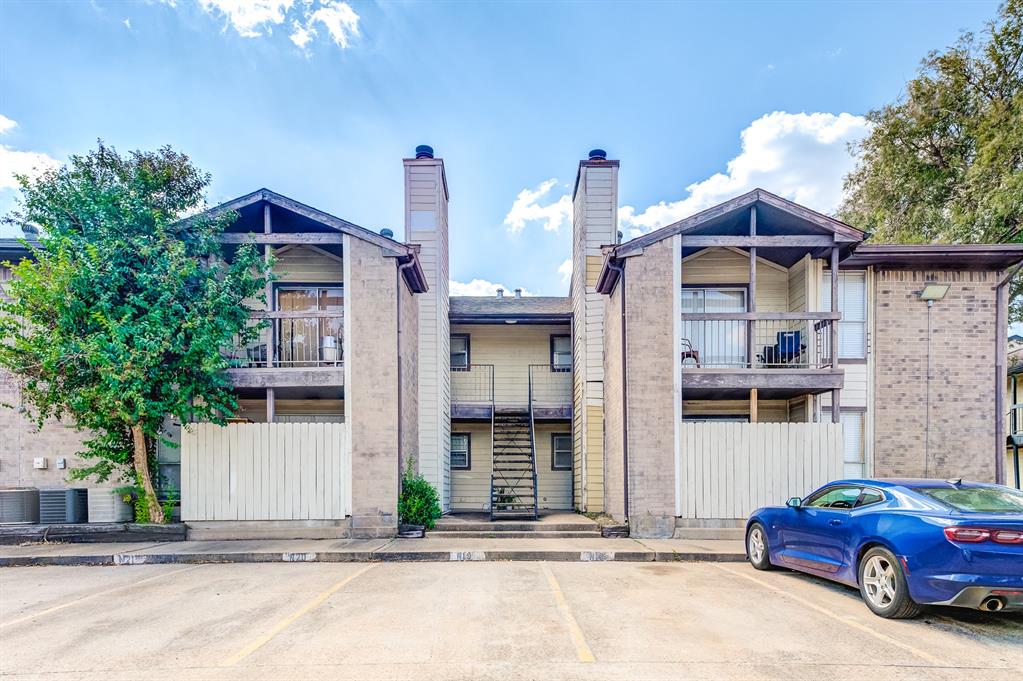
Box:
820;270;867;359
825;408;865;478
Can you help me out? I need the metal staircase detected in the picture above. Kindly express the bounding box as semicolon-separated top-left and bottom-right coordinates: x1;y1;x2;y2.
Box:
489;410;538;519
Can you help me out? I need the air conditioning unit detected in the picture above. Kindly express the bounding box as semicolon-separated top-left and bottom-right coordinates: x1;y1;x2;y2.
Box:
39;488;89;524
87;488;133;523
0;488;41;524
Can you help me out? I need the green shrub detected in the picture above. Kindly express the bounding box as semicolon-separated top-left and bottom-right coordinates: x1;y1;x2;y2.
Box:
398;459;441;529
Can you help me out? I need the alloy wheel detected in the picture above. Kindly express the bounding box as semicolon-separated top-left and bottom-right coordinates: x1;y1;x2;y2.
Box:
748;527;765;564
862;555;897;608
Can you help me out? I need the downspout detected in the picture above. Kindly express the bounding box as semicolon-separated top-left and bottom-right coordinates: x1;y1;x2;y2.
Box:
397;258;415;501
608;258;629;520
995;264;1022;486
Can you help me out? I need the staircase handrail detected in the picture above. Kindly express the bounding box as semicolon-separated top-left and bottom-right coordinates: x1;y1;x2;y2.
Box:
527;365;540;520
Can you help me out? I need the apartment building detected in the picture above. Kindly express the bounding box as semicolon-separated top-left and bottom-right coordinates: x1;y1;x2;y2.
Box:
2;147;1021;537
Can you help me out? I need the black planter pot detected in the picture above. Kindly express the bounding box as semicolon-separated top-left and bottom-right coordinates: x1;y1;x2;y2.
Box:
398;523;425;538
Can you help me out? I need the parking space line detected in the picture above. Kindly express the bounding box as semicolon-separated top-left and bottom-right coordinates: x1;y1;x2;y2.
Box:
541;563;596;663
221;563;376;668
0;565;200;629
714;564;948;666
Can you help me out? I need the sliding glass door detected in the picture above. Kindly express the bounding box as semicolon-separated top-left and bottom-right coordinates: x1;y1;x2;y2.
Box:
276;286;343;366
681;288;748;367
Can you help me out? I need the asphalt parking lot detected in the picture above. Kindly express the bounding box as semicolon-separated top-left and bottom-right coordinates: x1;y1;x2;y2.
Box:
1;561;1020;680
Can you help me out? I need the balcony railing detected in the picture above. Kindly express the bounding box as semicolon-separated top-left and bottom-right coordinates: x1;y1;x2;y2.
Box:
226;312;344;369
451;364;495;404
680;313;838;369
528;364;573;406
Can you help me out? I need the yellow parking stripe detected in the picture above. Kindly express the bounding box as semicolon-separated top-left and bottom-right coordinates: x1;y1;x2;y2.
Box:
541;563;596;663
715;565;947;666
1;565;200;629
221;563;375;667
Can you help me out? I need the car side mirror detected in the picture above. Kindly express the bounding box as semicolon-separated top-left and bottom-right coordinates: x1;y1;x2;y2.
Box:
786;497;802;509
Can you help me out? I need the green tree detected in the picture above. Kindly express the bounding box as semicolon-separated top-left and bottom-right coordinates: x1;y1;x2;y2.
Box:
840;0;1023;316
0;143;270;522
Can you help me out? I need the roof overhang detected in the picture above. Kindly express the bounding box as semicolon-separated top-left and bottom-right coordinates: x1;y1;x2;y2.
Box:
449;313;571;325
842;244;1023;270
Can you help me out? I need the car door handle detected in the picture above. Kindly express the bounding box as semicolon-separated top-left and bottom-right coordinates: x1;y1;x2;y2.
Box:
828;519;843;526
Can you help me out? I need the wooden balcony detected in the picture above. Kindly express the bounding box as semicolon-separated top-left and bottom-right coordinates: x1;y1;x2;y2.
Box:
224;311;344;388
680;312;843;399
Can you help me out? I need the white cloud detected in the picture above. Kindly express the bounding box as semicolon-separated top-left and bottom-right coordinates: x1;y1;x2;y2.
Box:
558;258;572;284
289;21;313;48
504;178;572;234
307;0;359;48
0;115;60;192
123;18;132;29
450;279;533;297
619;111;870;238
197;0;294;37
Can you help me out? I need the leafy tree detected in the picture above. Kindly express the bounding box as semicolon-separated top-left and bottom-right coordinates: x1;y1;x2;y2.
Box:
0;143;270;522
840;0;1023;317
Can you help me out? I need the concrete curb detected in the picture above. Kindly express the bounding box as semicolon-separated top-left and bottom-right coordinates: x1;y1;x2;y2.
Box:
0;548;746;567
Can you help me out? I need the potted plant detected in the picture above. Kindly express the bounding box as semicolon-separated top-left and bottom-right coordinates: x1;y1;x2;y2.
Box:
398;458;440;537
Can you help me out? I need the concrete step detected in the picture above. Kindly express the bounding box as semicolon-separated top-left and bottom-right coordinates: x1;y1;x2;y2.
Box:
673;527;746;541
432;521;598;533
186;520;348;541
429;530;602;539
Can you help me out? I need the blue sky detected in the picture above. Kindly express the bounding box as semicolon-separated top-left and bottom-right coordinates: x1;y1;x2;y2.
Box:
0;0;1002;296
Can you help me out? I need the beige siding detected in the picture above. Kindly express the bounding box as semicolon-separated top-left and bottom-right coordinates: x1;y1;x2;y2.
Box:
449;422;572;511
788;255;808;312
237;399;345;423
683;400;790;422
682;248;789;312
450;323;569;406
603;282;625;519
274;245;343;284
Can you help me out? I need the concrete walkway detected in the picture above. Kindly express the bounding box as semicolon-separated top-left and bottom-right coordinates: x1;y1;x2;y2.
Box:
0;535;745;567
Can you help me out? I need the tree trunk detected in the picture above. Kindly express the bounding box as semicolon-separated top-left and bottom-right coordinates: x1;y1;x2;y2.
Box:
131;424;165;524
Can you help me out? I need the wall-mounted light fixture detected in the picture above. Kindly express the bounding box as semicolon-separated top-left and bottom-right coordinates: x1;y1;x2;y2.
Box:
919;284;950;304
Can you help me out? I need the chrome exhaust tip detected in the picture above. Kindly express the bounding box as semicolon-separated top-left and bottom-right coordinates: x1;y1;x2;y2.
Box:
979;596;1005;612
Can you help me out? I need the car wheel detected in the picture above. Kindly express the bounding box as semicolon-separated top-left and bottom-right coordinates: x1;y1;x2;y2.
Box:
858;547;921;619
746;522;774;570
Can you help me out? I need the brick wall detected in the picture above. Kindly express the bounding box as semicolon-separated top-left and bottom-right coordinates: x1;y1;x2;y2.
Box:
873;269;1000;480
602;282;625;520
347;237;402;537
623;239;677;536
0;371;110;490
399;275;419;476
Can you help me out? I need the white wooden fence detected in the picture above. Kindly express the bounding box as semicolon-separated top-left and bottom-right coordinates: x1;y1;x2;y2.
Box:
679;422;844;519
181;423;349;521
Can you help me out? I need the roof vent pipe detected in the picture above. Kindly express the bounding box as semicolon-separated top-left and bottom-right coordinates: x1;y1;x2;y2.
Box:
415;145;434;159
588;149;607;161
496;288;504;299
514;288;522;298
380;228;394;239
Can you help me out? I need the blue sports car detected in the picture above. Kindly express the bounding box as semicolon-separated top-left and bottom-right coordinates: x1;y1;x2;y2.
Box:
745;479;1023;618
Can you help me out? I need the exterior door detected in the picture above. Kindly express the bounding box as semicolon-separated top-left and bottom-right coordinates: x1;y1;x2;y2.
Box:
681;288;747;367
276;287;343;366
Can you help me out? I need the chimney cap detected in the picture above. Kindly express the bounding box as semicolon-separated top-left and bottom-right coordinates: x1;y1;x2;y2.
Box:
379;228;394;239
496;288;504;298
514;288;522;298
415;145;434;159
588;149;607;161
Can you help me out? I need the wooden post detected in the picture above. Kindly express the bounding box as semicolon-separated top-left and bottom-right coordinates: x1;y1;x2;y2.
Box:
750;388;758;423
264;203;274;369
266;387;275;423
830;246;841;423
747;206;757;368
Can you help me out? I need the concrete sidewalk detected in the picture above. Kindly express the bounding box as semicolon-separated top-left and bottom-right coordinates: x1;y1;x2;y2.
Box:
0;535;746;566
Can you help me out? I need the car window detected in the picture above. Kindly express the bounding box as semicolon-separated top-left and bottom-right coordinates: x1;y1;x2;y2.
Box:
911;486;1023;513
855;488;885;508
806;486;863;510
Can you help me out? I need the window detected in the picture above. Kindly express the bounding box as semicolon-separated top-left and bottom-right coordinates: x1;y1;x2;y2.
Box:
551;335;571;371
451;433;470;470
911;486;1023;513
856;488;885;508
806;486;863;509
551;433;572;471
824;408;866;478
450;334;470;370
276;286;344;366
820;271;867;359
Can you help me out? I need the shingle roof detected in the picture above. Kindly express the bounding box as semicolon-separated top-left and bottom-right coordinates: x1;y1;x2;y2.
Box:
449;296;571;321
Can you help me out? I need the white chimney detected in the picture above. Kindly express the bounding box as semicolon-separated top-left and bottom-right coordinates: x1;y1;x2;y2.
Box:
404;144;451;511
497;288;504;298
514;288;522;298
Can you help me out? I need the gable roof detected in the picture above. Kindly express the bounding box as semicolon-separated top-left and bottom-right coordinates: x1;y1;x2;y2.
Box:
613;188;865;259
449;296;571;324
195;188;428;293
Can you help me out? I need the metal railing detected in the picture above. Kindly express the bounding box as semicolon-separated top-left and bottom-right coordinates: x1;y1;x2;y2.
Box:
528;364;573;406
450;364;495;404
225;312;344;369
679;313;837;369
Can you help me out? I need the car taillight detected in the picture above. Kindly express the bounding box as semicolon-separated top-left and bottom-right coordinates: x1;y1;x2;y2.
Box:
944;527;1023;544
